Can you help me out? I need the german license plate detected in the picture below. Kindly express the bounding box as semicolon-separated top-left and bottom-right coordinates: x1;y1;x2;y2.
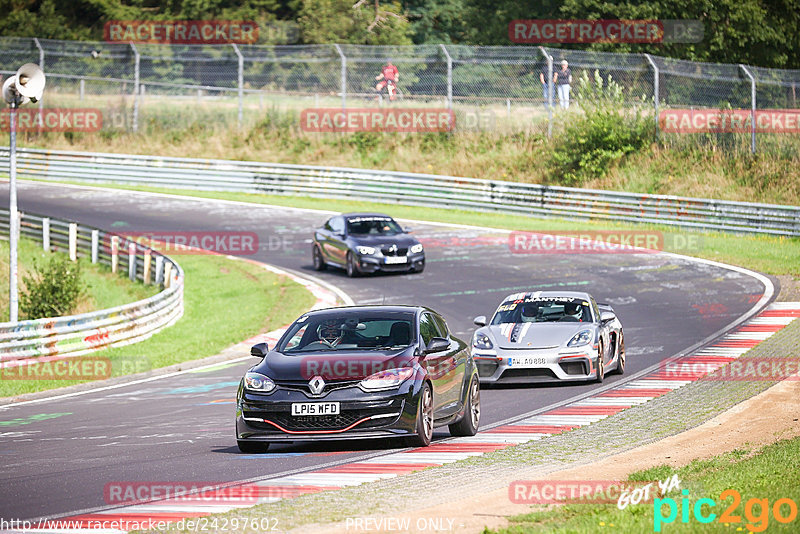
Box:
385;256;408;264
508;356;547;367
291;402;340;416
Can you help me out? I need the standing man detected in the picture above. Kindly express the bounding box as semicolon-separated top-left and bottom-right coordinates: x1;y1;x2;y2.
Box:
375;59;399;101
555;59;572;109
539;64;552;106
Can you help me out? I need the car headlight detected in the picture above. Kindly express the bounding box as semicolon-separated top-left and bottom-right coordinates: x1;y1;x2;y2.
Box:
359;367;414;391
473;332;494;350
567;330;592;347
244;372;276;393
410;243;424;254
357;246;376;255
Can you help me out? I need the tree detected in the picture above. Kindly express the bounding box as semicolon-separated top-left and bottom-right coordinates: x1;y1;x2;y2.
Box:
401;0;470;44
298;0;412;44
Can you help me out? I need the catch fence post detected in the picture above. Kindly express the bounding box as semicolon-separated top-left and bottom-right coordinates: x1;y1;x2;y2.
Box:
739;64;757;154
644;54;660;140
130;42;140;133
232;44;244;128
334;44;347;109
440;44;453;110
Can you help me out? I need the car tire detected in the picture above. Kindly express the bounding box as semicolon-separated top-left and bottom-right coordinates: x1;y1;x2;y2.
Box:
594;342;605;383
237;440;270;453
312;245;326;271
346;252;360;278
405;383;433;448
449;376;480;437
613;336;626;375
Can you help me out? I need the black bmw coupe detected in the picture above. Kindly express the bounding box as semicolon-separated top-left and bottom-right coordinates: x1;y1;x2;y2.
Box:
312;213;425;276
236;306;480;452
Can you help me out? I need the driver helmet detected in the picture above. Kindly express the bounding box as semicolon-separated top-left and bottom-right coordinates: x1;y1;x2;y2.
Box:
318;319;342;344
520;304;538;322
564;302;582;319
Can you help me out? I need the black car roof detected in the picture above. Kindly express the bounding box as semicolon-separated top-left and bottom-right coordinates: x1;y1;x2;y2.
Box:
295;305;440;318
342;212;394;219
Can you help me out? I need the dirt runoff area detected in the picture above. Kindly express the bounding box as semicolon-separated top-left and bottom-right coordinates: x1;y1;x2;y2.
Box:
292;376;800;534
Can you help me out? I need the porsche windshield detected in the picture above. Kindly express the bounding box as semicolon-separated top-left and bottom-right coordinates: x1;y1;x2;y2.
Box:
491;298;593;324
346;217;403;236
279;311;416;353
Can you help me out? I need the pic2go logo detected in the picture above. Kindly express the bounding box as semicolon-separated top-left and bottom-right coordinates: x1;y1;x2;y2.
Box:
654;489;798;532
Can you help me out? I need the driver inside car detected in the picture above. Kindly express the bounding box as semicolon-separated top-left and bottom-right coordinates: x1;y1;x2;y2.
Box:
317;320;344;347
520;304;539;322
562;302;583;322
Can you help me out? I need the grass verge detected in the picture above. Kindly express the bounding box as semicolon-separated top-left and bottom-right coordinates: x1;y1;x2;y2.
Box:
495;436;800;533
0;237;159;322
28;180;800;277
0;253;316;397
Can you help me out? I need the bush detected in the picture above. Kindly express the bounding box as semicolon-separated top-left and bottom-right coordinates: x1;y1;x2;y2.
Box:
549;70;653;186
20;255;86;320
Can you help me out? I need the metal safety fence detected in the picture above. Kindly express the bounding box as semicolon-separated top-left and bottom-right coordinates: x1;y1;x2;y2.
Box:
2;148;798;237
1;37;799;150
0;209;184;362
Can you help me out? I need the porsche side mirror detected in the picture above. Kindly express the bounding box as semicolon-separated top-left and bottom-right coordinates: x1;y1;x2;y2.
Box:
600;311;616;324
250;343;269;358
473;315;487;327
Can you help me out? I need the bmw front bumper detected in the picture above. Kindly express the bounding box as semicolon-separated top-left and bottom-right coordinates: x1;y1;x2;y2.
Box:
356;252;425;274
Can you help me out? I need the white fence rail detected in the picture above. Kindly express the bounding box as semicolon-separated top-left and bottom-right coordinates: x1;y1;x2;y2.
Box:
2;148;799;237
0;209;184;363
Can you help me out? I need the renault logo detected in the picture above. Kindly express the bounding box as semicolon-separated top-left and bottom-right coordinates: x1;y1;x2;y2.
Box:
308;376;325;395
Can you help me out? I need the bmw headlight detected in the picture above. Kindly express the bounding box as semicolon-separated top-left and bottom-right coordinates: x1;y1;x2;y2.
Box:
410;243;424;254
473;332;494;350
357;246;376;255
359;367;414;391
244;372;276;393
567;330;592;347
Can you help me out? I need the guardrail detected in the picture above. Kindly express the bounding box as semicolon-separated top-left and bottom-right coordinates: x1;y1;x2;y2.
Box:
2;148;799;236
0;209;184;363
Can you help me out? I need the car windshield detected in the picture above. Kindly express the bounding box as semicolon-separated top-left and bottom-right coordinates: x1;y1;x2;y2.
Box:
491;297;592;324
279;311;416;353
346;216;403;236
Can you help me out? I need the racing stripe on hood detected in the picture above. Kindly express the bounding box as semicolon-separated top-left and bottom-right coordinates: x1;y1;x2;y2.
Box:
509;323;522;343
500;323;513;339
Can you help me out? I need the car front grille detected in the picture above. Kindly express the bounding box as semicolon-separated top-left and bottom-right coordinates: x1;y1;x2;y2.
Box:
501;368;558;379
272;380;360;397
381;246;408;256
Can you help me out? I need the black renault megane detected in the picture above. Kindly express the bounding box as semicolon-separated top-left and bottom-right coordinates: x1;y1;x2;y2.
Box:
236;306;480;452
312;213;425;276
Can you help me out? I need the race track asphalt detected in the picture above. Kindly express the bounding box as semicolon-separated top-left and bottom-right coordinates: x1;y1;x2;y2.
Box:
0;182;770;521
